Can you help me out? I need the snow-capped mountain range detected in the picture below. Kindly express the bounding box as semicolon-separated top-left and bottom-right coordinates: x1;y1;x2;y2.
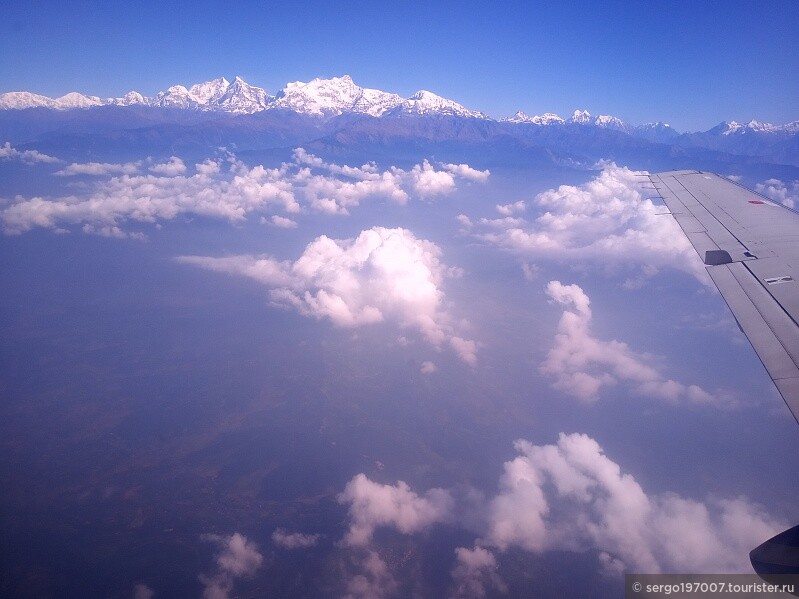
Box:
0;75;488;120
3;74;794;136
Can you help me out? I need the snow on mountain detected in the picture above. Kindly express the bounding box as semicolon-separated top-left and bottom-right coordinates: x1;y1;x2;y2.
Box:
0;76;795;142
0;91;58;110
593;114;628;131
351;87;405;117
637;121;674;132
54;92;104;109
388;90;489;119
783;121;799;134
714;121;744;135
631;122;679;143
188;77;230;104
108;91;149;107
501;111;532;123
531;112;565;125
270;75;402;117
707;120;799;136
501;111;565;125
215;76;271;113
569;109;593;124
739;119;799;135
153;85;197;109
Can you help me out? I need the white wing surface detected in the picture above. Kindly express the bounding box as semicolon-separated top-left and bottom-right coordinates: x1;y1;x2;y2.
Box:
651;170;799;424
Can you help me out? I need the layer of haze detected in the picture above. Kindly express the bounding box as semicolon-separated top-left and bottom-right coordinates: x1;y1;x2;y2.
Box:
1;138;798;597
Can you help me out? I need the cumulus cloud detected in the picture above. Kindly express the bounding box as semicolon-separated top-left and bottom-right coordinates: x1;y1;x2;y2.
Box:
450;546;506;599
472;164;706;283
756;178;799;209
200;533;263;599
291;154;488;212
269;214;298;228
442;162;491;182
271;528;320;549
495;200;526;215
420;360;437;374
149;156;186;176
410;160;458;196
338;473;454;546
2;149;487;235
56;161;139;176
343;550;398;599
0;141;60;164
482;433;785;574
2;157;298;236
540;281;715;403
177;227;477;363
449;336;478;367
456;214;473;228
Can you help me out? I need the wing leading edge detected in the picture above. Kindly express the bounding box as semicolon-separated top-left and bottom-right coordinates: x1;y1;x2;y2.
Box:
650;170;799;424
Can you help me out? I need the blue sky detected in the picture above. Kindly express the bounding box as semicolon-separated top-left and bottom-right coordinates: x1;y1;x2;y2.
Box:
2;0;797;130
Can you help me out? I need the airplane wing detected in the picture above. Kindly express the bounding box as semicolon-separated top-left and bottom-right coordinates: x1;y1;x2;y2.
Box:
649;170;799;424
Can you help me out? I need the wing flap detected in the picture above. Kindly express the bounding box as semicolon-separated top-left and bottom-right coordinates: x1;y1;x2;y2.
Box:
707;263;799;421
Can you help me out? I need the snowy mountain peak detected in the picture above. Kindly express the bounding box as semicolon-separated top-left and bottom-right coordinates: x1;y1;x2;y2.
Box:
716;121;743;135
594;114;628;131
54;92;103;109
215;76;271;113
113;91;147;106
274;75;365;116
501;111;565;125
188;77;230;103
165;84;189;95
532;112;566;125
272;75;401;117
392;90;488;119
570;109;592;124
0;91;56;110
502;110;531;123
639;121;672;130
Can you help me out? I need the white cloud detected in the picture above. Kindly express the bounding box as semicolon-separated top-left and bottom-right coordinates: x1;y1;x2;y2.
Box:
420;360;437;374
2;157;299;235
0;141;60;164
540;281;715;404
149;156;186;176
343;550;398;599
177;227;477;363
208;532;263;577
200;533;263;599
56;161;139;176
269;214;298;228
521;262;540;281
456;214;473;228
2;149;487;235
482;433;785;573
291;149;489;213
756;178;798;209
495;200;526;215
338;473;454;546
450;546;506;599
410;160;457;196
472;164;706;283
271;528;320;549
443;162;491;182
449;336;478;367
